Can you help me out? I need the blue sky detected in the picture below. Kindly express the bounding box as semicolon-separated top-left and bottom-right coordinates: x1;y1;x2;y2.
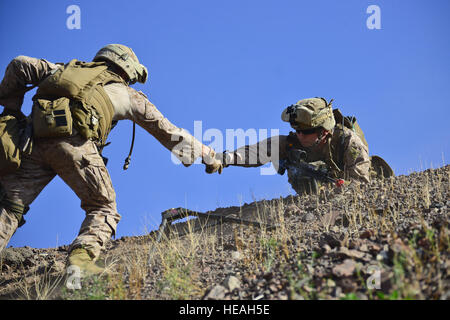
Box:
1;0;449;249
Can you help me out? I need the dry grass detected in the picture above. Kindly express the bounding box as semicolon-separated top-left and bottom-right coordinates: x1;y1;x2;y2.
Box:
3;165;448;300
14;258;65;300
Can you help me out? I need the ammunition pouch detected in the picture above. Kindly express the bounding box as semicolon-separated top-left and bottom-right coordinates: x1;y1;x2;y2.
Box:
70;101;101;141
32;97;73;138
0;115;27;176
0;186;29;227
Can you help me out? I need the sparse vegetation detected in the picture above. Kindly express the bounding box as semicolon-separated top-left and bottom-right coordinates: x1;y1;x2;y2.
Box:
0;165;448;300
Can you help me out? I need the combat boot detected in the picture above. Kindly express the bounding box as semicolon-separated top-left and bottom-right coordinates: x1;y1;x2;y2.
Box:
67;248;104;275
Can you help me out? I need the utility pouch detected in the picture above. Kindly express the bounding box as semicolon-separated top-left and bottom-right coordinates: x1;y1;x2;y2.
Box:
0;115;23;176
71;101;100;141
32;97;73;138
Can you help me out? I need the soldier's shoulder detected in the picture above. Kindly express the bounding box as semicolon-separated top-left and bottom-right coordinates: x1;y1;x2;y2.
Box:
332;125;362;140
332;125;368;151
125;86;148;101
126;87;158;109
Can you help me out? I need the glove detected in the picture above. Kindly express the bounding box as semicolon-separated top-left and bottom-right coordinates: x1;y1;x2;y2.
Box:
216;151;237;167
202;148;223;174
205;161;223;174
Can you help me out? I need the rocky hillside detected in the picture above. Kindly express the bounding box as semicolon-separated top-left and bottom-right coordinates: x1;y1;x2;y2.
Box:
0;165;448;300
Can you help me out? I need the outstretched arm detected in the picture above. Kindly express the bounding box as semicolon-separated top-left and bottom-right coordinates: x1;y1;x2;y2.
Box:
223;135;289;168
108;84;221;171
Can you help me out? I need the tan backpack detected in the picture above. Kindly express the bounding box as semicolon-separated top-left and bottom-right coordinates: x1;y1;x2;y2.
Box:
33;59;124;145
333;109;394;178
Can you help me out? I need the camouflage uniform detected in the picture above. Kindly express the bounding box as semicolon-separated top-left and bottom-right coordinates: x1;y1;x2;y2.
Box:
223;98;371;195
0;55;216;258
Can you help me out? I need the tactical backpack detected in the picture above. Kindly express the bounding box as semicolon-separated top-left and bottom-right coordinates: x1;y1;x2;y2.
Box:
332;109;394;179
32;59;125;146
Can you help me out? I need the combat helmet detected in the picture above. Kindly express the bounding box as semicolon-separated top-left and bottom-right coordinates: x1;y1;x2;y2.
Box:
93;44;148;84
281;97;335;131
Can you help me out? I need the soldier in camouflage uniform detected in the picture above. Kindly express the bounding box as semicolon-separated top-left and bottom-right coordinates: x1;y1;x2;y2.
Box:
0;44;222;273
221;97;372;195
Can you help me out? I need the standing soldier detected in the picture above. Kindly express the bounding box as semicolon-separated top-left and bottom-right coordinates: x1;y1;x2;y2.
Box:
0;44;222;273
220;97;393;195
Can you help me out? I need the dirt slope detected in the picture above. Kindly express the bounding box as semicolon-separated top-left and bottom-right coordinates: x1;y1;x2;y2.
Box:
0;165;448;300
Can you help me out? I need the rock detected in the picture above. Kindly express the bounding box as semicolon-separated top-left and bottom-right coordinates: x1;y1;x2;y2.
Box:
321;211;341;227
202;266;211;273
231;251;242;261
0;247;35;267
223;244;237;251
277;292;288;300
263;272;273;280
320;233;341;248
332;259;356;277
355;292;368;300
337;247;365;260
256;279;266;288
360;230;374;239
327;279;336;288
291;293;305;300
303;286;314;293
337;277;357;293
224;275;241;292
376;251;389;262
302;212;316;222
359;244;369;252
440;290;450;300
204;285;227;300
369;243;381;253
285;204;301;216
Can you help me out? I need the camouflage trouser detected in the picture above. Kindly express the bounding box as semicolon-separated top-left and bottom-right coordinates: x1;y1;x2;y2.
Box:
0;134;120;259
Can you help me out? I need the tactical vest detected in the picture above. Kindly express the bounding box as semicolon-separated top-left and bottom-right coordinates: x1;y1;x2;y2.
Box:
285;130;343;171
285;130;342;184
33;59;125;147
